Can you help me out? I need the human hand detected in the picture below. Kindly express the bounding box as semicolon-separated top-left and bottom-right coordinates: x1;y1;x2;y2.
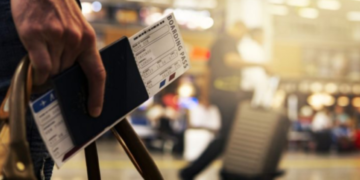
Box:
11;0;106;117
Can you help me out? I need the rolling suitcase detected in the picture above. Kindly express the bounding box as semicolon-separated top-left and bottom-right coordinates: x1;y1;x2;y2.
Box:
222;77;289;180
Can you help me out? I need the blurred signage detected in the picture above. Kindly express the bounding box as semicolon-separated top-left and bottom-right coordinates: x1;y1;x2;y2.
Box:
115;9;138;24
173;0;217;9
190;47;211;61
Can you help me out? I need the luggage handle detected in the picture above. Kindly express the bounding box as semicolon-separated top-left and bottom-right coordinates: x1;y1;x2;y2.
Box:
1;56;163;180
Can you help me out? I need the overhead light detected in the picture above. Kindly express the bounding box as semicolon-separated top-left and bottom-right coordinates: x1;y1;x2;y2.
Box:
287;0;310;7
92;1;102;12
127;0;146;2
178;83;195;98
324;83;338;94
307;93;334;110
284;83;297;92
347;11;360;21
352;97;360;107
299;81;310;93
339;84;351;94
300;105;313;117
268;0;285;4
81;2;92;15
353;84;360;94
199;17;214;30
299;8;319;19
151;0;170;4
323;94;335;106
270;5;289;16
317;0;341;10
310;82;323;93
338;96;349;107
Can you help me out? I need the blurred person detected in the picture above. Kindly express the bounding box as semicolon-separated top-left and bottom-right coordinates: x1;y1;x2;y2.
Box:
332;106;355;152
311;108;332;132
238;28;268;92
0;0;106;179
180;21;269;180
311;108;333;153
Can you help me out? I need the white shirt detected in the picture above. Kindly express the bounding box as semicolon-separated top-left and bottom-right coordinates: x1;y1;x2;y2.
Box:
237;35;268;91
189;105;221;131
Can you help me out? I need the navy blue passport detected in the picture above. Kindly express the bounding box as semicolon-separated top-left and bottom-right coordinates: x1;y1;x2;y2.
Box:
52;37;149;147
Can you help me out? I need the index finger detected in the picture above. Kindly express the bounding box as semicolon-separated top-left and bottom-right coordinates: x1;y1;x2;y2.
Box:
78;46;106;118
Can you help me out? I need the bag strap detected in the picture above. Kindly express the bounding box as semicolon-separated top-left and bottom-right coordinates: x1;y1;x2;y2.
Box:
2;56;36;179
84;119;164;180
85;142;101;180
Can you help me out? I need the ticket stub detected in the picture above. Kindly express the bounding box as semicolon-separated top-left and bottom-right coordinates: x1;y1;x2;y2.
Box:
129;13;190;97
29;13;189;168
29;90;74;167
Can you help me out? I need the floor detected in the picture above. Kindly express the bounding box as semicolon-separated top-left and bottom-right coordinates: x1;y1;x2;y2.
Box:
52;140;360;180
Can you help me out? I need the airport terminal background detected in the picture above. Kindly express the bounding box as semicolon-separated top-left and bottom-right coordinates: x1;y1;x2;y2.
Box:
53;0;360;179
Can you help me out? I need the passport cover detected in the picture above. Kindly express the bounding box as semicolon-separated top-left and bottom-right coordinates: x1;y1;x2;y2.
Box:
52;37;149;146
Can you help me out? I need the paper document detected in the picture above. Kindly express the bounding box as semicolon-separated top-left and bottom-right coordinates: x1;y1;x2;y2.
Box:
29;13;189;168
29;90;74;167
129;14;190;97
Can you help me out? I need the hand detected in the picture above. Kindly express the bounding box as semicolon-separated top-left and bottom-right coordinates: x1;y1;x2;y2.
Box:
11;0;106;117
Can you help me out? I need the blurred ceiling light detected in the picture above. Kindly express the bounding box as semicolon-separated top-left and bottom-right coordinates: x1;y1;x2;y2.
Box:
299;81;310;93
299;8;319;19
284;83;297;92
324;83;338;94
92;1;102;12
268;0;285;4
317;0;341;10
337;96;349;107
347;11;360;21
199;17;214;30
300;105;313;117
168;9;213;30
339;84;351;94
173;0;217;9
178;83;195;98
353;97;360;107
308;93;335;107
151;0;170;4
287;0;310;7
353;84;360;94
322;94;335;106
310;82;323;93
81;2;92;15
270;5;289;16
307;93;331;110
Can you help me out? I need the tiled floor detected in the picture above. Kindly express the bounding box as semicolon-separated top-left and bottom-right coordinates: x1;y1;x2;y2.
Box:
52;140;360;180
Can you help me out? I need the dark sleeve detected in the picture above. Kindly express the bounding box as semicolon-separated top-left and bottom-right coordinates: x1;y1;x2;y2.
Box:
208;37;235;69
76;0;82;9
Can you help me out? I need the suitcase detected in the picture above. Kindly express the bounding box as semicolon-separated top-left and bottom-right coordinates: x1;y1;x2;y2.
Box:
222;101;289;179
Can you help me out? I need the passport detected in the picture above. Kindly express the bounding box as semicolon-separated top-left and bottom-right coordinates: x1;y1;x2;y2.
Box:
52;37;149;147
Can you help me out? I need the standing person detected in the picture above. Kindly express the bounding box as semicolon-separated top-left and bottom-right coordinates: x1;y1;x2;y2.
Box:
0;0;106;179
180;21;268;180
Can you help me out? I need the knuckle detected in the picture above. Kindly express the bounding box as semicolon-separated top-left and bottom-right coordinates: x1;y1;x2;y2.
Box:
44;24;64;38
82;28;96;45
64;27;82;45
21;25;42;38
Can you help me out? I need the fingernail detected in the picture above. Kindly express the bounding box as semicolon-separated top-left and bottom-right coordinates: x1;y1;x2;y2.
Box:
91;107;102;118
